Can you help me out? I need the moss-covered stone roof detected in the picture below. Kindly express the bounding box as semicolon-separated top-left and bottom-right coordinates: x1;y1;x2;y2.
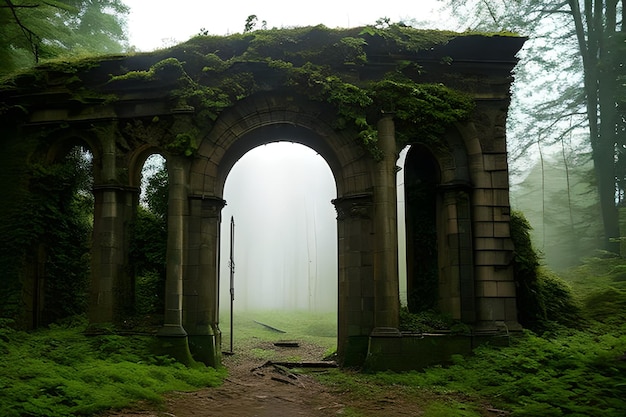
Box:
0;24;525;157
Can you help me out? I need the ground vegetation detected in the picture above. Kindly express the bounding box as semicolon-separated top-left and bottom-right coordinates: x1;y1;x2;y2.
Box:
2;266;624;417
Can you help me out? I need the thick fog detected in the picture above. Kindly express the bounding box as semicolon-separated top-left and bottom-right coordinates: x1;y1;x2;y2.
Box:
139;146;409;313
219;142;338;312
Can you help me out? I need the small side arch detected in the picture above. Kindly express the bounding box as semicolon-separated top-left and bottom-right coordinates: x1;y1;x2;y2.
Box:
402;126;475;322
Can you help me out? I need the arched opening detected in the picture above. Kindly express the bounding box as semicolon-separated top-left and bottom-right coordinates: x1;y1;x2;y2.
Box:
403;145;441;313
218;141;338;353
28;143;94;327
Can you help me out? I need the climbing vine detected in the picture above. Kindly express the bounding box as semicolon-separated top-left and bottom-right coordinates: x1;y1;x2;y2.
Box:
0;148;93;325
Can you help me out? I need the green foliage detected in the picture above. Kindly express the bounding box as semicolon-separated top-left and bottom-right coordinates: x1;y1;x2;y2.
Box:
108;57;186;83
244;14;258;33
0;0;129;75
129;207;166;316
143;161;169;221
583;287;626;324
561;252;626;328
370;78;474;146
399;307;470;334
130;161;168;316
510;210;545;327
167;132;199;157
510;211;581;331
317;327;626;416
537;267;581;328
0;147;93;324
0;319;225;416
102;25;477;159
422;401;481;417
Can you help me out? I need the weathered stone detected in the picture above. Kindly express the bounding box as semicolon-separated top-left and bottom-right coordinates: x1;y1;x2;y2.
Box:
0;28;525;369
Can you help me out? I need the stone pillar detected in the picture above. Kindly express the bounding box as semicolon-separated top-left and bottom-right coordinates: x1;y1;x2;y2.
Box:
372;114;400;329
438;184;475;322
184;195;225;366
158;155;188;337
88;132;136;325
468;106;519;331
333;193;374;366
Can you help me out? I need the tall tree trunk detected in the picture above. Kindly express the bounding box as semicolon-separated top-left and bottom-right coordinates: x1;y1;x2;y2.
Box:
570;0;621;251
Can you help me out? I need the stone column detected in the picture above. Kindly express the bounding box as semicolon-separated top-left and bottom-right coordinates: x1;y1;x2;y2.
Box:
469;106;519;331
158;154;188;337
372;114;400;329
88;132;136;326
438;184;475;322
333;193;374;366
184;195;225;366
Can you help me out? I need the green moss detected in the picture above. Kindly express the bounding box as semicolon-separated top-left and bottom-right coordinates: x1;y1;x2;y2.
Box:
167;132;198;156
108;57;186;83
2;24;507;159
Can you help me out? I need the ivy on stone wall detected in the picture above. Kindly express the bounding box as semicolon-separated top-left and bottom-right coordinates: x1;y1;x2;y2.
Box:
0;149;92;325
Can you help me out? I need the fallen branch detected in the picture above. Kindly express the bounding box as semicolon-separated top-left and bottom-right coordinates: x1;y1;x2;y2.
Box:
253;320;286;333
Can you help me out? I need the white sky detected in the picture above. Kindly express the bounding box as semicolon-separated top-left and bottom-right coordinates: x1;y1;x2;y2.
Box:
124;0;452;51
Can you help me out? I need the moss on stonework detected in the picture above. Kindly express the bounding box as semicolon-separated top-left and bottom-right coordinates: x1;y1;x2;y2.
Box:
0;24;515;158
107;57;186;83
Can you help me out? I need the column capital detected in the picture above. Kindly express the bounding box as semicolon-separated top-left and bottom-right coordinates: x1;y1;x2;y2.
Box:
188;195;226;218
438;180;473;193
332;193;373;221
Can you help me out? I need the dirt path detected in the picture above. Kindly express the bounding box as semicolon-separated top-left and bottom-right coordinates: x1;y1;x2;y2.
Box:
104;339;427;417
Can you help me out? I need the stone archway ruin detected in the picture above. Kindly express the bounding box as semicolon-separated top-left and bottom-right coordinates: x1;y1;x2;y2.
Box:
0;26;525;369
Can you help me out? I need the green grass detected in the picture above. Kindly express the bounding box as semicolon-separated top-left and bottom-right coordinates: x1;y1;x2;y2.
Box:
310;256;626;417
0;317;225;417
314;325;626;416
219;309;337;359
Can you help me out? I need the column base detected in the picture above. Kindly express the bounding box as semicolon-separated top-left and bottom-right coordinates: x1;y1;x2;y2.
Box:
154;334;195;366
340;335;369;367
157;324;188;337
188;334;220;367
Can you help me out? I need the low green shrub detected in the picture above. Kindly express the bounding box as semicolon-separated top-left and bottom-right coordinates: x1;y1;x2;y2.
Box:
399;307;470;334
0;317;225;417
317;327;626;416
583;287;626;324
511;211;582;332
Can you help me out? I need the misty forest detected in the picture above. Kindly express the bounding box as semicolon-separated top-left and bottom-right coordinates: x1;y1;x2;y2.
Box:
0;0;625;416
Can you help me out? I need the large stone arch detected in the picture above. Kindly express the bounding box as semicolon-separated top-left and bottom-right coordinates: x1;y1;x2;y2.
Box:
0;28;525;369
189;92;369;197
182;92;383;365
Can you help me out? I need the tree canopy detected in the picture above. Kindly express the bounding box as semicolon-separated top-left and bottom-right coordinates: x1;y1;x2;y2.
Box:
0;0;129;75
443;0;625;251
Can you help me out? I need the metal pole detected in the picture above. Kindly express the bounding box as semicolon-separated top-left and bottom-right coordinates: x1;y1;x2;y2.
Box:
229;216;235;354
